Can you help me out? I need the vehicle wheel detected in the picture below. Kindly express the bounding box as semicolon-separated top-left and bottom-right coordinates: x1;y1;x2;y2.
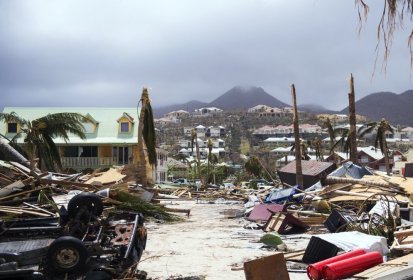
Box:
46;236;89;275
67;193;103;221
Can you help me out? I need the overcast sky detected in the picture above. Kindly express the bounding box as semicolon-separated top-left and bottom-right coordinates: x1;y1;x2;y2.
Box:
0;0;412;111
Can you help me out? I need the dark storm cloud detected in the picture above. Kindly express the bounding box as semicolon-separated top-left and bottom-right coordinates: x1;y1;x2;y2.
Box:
0;0;412;111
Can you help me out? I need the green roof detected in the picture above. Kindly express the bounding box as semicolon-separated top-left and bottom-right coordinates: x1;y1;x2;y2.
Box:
1;107;140;145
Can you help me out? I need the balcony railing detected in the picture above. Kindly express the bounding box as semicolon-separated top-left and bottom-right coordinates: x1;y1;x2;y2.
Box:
61;157;112;168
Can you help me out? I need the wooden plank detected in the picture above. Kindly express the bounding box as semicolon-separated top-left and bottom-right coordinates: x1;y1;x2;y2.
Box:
264;212;284;232
0;206;51;217
0;186;51;201
39;178;99;190
283;250;305;261
164;207;191;217
244;253;290;280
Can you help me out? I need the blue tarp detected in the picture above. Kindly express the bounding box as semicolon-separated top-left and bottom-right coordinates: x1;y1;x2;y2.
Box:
265;187;300;204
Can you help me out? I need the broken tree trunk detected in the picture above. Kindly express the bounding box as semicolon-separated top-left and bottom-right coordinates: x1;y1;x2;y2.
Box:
348;74;358;164
0;138;32;169
136;89;149;188
291;84;303;188
323;176;403;192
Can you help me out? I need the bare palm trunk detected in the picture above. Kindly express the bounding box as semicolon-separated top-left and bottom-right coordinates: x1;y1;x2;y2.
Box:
348;74;358;164
291;84;303;188
195;137;202;187
136;91;148;188
383;138;391;175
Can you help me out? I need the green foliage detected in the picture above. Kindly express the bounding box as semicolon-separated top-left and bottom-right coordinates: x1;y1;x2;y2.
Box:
113;190;181;222
0;112;88;171
244;155;261;177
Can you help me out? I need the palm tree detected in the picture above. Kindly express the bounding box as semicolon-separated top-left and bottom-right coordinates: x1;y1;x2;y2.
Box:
355;0;413;68
330;127;350;155
0;111;88;172
358;118;394;175
207;138;213;184
209;153;219;184
136;88;157;188
324;117;335;154
311;137;324;161
191;128;202;186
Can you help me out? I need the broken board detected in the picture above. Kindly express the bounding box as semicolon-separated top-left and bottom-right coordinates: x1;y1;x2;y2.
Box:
244;253;290;280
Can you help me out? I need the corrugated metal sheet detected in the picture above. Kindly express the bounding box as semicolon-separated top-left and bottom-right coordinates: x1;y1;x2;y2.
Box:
329;161;372;179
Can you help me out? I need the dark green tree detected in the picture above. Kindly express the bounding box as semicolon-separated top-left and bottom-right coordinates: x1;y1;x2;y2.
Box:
244;155;262;178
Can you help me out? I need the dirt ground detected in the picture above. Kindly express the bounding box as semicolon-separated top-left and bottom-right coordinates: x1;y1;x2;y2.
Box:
138;200;310;280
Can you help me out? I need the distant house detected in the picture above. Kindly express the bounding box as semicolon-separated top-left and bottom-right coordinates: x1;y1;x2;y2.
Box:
194;107;223;115
253;124;322;140
247;105;272;113
399;127;413;140
358;146;405;172
183;127;193;137
258;108;285;118
326;146;404;172
155;117;179;125
195;125;206;138
263;137;295;146
165;110;190;119
167;157;188;180
206;126;225;138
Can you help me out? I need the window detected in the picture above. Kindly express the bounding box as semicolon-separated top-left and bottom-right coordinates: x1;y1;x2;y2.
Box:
63;146;79;157
7;122;17;133
83;122;95;133
79;146;98;157
120;122;129;133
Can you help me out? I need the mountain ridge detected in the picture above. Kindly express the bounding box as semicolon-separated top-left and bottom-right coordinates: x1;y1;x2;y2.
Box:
153;86;413;126
154;86;289;117
339;90;413;126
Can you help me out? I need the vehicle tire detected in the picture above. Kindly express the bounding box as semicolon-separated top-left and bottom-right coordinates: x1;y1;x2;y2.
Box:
46;236;89;275
67;193;103;221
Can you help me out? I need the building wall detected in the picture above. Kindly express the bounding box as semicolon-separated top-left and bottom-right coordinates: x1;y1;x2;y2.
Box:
99;145;112;158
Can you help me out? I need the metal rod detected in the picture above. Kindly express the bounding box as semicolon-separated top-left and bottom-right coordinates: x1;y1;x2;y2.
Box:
124;214;139;259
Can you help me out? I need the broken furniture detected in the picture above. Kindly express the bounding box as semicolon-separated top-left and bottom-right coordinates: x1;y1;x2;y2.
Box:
263;211;309;234
244;253;290;280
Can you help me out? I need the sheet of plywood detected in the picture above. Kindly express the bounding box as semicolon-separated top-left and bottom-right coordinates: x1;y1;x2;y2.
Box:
354;253;413;279
84;168;126;185
244;253;290;280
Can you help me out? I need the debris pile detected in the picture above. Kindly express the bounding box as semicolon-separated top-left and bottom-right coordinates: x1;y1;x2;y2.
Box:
0;159;182;279
238;161;413;279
